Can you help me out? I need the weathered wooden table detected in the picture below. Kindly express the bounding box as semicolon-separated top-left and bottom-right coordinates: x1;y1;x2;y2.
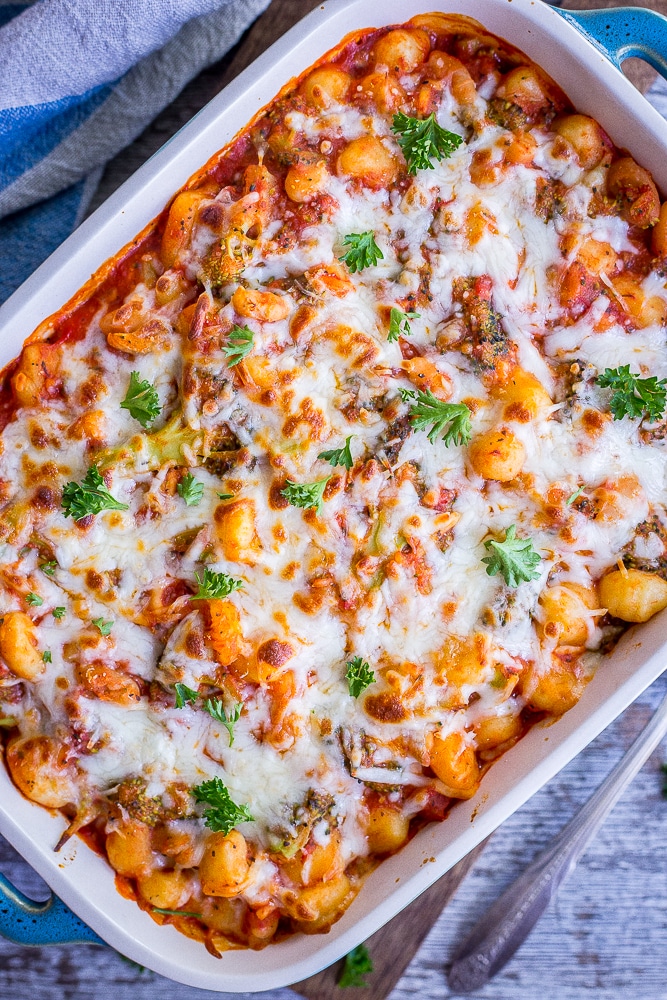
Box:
3;1;667;997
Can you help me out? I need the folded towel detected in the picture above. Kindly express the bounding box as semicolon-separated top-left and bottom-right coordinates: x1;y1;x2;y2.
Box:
0;0;271;303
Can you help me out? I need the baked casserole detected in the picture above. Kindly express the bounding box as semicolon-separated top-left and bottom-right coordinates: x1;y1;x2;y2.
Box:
1;11;667;955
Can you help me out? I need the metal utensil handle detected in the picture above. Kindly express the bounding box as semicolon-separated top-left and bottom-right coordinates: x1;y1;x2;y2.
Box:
447;687;667;993
0;872;102;946
557;6;667;78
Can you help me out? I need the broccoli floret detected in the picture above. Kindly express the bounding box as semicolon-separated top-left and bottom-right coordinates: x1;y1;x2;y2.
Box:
95;412;209;474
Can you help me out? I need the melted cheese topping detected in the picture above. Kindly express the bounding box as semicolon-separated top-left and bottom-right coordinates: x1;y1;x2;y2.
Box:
2;14;667;951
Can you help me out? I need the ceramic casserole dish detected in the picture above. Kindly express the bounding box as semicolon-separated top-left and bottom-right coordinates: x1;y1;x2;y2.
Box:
1;0;667;990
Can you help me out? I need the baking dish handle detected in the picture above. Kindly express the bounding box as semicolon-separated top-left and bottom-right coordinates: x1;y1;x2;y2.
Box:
556;6;667;78
0;872;102;945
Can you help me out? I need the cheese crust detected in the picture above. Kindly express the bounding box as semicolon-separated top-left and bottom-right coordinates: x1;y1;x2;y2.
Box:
1;13;667;954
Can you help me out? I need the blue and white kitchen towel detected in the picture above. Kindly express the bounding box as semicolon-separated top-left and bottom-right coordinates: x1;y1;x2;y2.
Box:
0;0;271;303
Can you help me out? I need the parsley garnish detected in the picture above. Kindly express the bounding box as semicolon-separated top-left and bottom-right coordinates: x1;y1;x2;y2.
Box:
152;907;202;918
222;325;254;367
120;371;161;428
566;485;585;506
339;944;374;988
177;473;204;507
91;616;113;636
191;568;243;601
203;699;242;747
339;232;384;272
174;683;198;708
42;650;52;664
318;436;354;471
216;492;234;500
25;592;43;607
282;477;331;516
62;466;129;520
400;388;472;446
192;777;253;834
345;656;375;698
52;607;66;620
40;561;57;577
391;111;463;174
482;525;542;587
388;307;420;343
596;365;667;422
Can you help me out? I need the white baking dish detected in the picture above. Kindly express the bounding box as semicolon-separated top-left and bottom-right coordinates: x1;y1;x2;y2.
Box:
1;0;667;990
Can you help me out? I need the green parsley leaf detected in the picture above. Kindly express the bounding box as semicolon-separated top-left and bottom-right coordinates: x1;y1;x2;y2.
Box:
388;307;420;343
339;944;374;988
482;524;542;588
0;717;17;729
91;616;113;636
177;473;204;507
174;683;198;709
391;111;463;174
216;492;234;500
339;232;384;273
282;477;331;516
191;568;244;601
566;485;585;506
222;325;254;367
120;371;161;428
192;777;254;834
42;650;52;664
152;907;202;918
400;388;472;446
25;592;43;607
52;607;66;620
345;656;375;698
596;365;667;422
203;699;242;747
62;466;129;521
318;436;354;471
40;560;57;577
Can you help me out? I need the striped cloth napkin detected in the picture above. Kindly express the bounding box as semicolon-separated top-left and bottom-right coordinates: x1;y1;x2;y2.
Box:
0;0;270;304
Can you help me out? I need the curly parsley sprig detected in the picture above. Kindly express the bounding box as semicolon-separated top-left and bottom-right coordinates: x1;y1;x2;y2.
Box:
62;466;129;520
400;388;472;446
203;699;242;747
391;111;463;174
596;365;667;422
339;944;374;989
482;525;542;588
191;569;243;601
91;617;113;636
388;307;420;343
120;371;161;428
177;473;204;507
318;436;354;471
282;477;331;516
345;656;375;698
174;683;198;708
339;231;383;272
222;325;254;367
192;777;253;834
